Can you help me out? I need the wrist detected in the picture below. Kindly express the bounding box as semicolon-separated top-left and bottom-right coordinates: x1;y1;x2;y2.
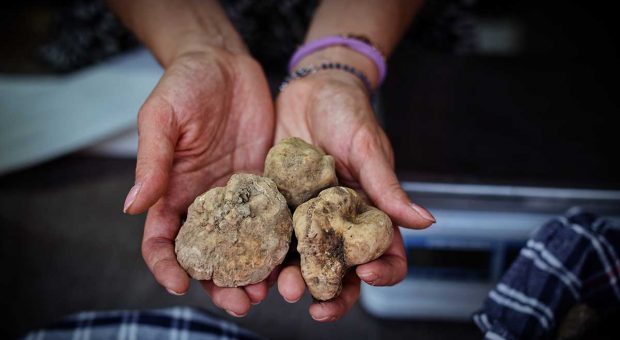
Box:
160;29;248;68
292;46;379;92
293;46;379;89
112;0;248;68
161;0;248;67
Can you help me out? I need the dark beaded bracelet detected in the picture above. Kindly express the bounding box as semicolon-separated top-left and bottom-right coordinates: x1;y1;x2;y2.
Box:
279;62;374;95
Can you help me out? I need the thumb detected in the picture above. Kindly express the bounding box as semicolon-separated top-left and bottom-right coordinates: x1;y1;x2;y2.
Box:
123;96;178;214
352;136;435;229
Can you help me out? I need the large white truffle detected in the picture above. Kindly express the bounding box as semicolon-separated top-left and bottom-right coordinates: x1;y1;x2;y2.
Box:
175;173;293;287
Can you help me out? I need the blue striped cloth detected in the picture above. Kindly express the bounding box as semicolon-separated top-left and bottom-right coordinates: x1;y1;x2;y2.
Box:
21;306;263;340
473;208;620;339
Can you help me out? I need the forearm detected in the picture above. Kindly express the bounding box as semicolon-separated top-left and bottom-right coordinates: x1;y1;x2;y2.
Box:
107;0;246;67
297;0;423;88
307;0;421;57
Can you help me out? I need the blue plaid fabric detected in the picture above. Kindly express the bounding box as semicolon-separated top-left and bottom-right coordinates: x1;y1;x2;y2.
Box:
473;208;620;339
21;306;263;340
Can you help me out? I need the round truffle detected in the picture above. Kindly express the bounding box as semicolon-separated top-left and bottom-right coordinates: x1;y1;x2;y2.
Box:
264;137;338;208
293;186;393;300
175;173;293;287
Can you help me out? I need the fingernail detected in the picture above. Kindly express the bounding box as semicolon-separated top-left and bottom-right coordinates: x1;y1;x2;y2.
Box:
251;300;262;305
123;183;141;213
284;296;301;303
226;310;247;318
410;203;436;223
357;271;378;283
166;288;185;296
312;314;332;322
312;314;337;322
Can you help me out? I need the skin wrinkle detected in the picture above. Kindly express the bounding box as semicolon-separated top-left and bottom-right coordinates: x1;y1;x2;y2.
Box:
137;95;177;141
175;104;228;159
147;195;180;219
171;107;241;188
152;257;180;279
169;57;240;171
145;201;178;234
230;65;247;171
333;158;353;183
142;55;270;224
188;0;248;55
167;163;227;206
188;0;225;49
229;58;272;172
346;124;380;181
143;237;177;273
312;272;361;319
301;77;367;181
232;139;271;175
178;126;249;184
134;102;178;212
175;52;227;103
109;0;429;320
355;136;403;210
317;88;365;150
136;96;178;157
110;0;281;316
173;136;231;175
303;95;313;143
276;62;422;316
357;226;407;286
277;72;384;192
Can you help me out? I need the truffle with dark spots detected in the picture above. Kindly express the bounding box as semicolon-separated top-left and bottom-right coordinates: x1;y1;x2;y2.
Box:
293;186;393;300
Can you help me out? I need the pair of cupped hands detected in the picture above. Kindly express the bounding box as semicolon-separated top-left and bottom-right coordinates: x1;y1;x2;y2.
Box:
122;45;435;322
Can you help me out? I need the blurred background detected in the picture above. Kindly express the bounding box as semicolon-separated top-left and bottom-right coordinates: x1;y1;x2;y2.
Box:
1;0;619;339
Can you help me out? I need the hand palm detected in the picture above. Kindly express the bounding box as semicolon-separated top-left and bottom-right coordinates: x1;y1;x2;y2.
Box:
126;51;274;312
274;73;433;321
150;52;273;213
275;74;393;192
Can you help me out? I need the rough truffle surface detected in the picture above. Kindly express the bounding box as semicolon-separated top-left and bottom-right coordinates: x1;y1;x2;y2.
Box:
175;173;292;287
264;137;338;208
293;187;393;300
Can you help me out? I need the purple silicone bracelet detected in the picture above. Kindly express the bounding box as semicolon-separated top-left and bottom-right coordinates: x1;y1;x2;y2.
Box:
288;35;387;86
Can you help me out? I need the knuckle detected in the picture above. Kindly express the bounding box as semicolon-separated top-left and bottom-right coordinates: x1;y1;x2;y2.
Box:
152;257;174;277
141;238;154;265
141;237;173;269
211;290;227;307
333;298;348;316
389;258;408;286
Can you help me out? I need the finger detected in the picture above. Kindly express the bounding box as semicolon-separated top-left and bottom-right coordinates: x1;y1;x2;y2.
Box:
201;281;251;317
351;129;435;229
267;265;282;288
244;281;269;305
142;202;190;295
124;95;179;214
277;262;306;303
356;227;407;286
309;272;360;322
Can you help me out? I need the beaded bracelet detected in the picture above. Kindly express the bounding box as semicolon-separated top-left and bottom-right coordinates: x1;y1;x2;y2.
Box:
288;35;387;86
279;62;373;94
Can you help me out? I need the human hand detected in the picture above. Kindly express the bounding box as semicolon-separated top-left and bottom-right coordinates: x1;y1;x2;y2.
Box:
274;67;435;321
122;47;274;317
